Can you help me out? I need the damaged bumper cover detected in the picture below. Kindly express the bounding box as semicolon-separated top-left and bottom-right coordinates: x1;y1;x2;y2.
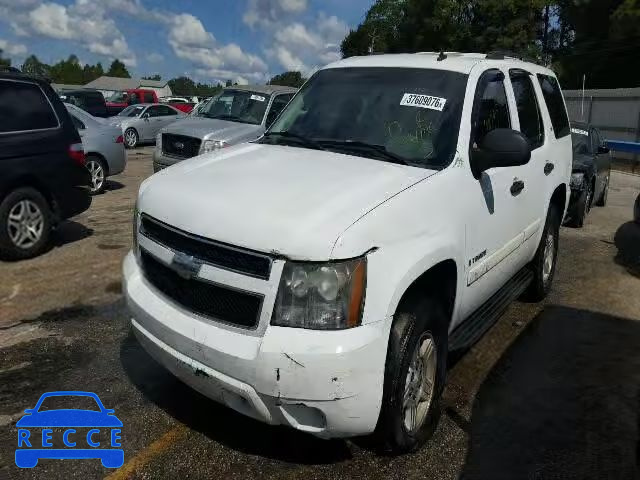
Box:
123;252;389;438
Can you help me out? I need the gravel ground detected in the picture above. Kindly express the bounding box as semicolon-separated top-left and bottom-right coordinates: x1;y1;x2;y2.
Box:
1;149;639;480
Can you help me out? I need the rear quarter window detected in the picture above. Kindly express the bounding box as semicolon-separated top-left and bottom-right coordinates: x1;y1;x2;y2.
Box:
537;74;570;139
0;80;59;133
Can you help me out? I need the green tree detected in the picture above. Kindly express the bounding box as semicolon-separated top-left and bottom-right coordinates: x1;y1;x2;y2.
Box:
106;59;130;78
0;49;12;67
48;55;84;84
168;76;197;95
143;74;162;80
82;62;104;83
268;71;306;87
21;55;49;78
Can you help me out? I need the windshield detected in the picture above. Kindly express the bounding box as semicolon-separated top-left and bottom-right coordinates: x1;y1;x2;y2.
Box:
199;89;271;125
118;105;145;117
264;67;467;168
108;91;129;103
571;126;591;154
37;395;101;412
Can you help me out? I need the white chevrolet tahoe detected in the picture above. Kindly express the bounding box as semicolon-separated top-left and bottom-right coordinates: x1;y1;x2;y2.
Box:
124;52;572;453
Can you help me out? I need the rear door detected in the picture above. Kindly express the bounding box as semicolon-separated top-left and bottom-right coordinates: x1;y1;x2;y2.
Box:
0;77;80;199
507;69;547;260
146;105;178;139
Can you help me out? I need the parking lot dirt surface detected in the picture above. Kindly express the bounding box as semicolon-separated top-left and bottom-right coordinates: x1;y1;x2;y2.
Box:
1;149;639;480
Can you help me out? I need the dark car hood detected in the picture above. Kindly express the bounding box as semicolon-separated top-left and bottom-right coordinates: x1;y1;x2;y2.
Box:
16;410;123;427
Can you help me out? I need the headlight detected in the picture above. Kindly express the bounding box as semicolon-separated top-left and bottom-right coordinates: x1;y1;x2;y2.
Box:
200;139;228;153
272;258;366;330
570;172;585;188
132;202;141;261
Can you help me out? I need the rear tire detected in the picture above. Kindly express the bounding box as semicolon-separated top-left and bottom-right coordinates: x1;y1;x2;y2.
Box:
523;205;560;302
124;128;138;149
567;182;592;228
595;173;609;207
0;187;52;260
86;155;107;194
375;296;448;454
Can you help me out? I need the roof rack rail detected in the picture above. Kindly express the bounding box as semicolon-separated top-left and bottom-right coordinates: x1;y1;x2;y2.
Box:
0;65;23;74
486;50;539;65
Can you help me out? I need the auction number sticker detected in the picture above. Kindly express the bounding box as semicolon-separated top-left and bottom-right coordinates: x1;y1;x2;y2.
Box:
571;127;589;136
250;94;266;102
400;93;446;111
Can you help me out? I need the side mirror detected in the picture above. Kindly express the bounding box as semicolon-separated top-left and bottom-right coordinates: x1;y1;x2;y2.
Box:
471;128;531;178
598;145;610;154
142;112;150;119
24;409;34;414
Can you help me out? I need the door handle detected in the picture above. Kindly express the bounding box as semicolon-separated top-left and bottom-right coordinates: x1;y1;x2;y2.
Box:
544;162;554;175
510;178;525;196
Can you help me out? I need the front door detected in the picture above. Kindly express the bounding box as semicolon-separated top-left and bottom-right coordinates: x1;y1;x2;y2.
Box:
460;68;534;319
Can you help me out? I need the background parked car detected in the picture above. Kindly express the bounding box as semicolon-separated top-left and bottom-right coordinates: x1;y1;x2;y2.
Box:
0;70;91;260
566;122;612;227
153;85;296;172
59;89;108;118
105;88;157;116
106;103;185;149
65;103;126;194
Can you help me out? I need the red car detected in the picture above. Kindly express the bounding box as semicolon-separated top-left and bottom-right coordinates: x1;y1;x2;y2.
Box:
106;89;158;116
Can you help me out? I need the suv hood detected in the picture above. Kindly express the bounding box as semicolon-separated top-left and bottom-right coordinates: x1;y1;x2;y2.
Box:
140;144;436;259
163;116;263;141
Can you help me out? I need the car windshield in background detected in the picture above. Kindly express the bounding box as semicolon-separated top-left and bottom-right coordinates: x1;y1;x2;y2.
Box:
108;91;128;103
199;90;271;125
264;67;468;169
118;105;145;117
571;126;591;154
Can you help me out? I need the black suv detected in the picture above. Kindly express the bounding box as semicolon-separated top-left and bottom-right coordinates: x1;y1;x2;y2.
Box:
0;70;92;260
59;89;109;118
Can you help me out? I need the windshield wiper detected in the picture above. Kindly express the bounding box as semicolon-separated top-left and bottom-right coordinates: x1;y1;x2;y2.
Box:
262;131;326;151
317;140;408;165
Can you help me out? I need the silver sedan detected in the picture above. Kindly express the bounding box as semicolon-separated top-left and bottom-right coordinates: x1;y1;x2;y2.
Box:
105;103;185;149
65;103;126;194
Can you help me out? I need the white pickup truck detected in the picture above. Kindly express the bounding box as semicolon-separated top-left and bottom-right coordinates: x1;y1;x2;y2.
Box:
124;52;571;453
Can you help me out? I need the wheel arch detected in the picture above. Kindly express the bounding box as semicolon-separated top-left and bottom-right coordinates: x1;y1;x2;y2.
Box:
86;151;109;176
393;259;458;331
0;175;55;213
550;182;567;217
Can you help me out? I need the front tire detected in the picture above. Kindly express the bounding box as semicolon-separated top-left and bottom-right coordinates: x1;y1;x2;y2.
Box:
0;187;52;260
376;296;448;454
124;128;138;149
523;205;560;302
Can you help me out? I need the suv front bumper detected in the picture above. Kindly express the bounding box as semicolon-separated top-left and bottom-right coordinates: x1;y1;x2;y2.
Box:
123;251;388;438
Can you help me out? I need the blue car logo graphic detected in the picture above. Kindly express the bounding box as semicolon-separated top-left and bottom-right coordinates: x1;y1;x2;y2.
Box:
15;391;123;468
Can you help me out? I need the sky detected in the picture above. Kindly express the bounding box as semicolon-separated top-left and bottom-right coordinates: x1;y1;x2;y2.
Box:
0;0;373;85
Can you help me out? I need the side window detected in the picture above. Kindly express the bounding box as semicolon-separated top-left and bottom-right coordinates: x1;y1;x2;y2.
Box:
266;95;292;127
71;114;85;130
0;80;59;133
129;93;140;105
509;70;544;150
146;106;159;117
537;74;570;139
157;105;176;116
143;91;155;103
471;70;511;147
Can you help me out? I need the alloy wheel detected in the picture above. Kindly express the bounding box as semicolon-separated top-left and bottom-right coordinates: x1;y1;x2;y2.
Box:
7;199;44;249
86;159;105;193
403;332;437;434
542;232;555;284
